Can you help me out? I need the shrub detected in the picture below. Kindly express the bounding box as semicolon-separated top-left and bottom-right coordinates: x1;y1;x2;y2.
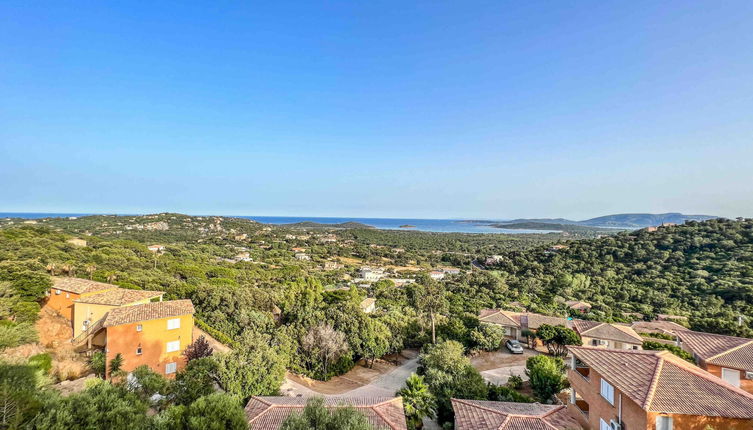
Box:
29;353;52;375
525;355;567;403
487;383;534;403
281;397;375;430
642;341;694;362
506;374;523;390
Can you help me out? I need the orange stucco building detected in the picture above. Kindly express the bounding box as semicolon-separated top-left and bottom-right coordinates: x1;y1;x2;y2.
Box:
47;277;194;378
567;346;753;430
101;300;195;377
44;277;116;320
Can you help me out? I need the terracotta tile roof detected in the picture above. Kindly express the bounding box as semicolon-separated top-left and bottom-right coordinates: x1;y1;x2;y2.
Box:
568;346;753;418
572;320;643;344
631;320;686;335
523;313;568;330
244;396;407;430
451;399;581;430
479;310;521;327
103;299;194;327
52;277;116;295
677;330;753;371
75;288;164;306
565;300;591;310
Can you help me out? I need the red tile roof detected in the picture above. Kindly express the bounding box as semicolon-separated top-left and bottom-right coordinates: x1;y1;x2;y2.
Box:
479;310;521;327
631;320;686;335
244;397;407;430
75;288;164;306
571;320;643;344
52;277;116;295
103;299;194;327
677;330;753;371
451;399;581;430
569;346;753;418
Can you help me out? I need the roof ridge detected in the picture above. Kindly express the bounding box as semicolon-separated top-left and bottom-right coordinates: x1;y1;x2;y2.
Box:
496;415;512;430
707;339;753;361
642;355;665;409
451;398;505;417
246;401;274;424
371;399;402;430
660;354;753;402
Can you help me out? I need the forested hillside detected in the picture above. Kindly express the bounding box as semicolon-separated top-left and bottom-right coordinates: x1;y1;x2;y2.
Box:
489;218;753;336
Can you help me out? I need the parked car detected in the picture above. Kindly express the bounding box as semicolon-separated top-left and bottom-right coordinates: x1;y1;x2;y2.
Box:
505;339;524;354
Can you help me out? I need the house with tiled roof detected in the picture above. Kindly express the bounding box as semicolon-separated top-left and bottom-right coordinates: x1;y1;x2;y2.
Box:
565;300;592;314
479;310;569;341
567;346;753;430
45;277;118;320
244;396;407;429
74;299;195;378
677;330;753;394
72;287;164;337
571;320;643;350
630;320;686;337
451;399;581;430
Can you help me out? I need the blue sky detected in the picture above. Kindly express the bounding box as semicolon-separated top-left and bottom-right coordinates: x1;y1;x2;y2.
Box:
1;1;752;219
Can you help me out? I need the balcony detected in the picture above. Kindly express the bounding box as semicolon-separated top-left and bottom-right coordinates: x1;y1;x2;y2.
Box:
575;365;591;380
575;399;590;418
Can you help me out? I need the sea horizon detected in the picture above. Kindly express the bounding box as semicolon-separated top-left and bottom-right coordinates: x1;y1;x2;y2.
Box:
0;212;557;234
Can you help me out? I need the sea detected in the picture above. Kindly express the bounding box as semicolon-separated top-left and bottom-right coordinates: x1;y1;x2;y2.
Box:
0;213;559;234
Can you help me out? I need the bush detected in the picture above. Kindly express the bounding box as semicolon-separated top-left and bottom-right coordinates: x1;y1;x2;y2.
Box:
90;351;106;378
281;397;375;430
29;353;53;375
487;383;534;403
525;355;567;403
0;322;38;350
469;324;505;352
642;341;694;362
506;374;523;390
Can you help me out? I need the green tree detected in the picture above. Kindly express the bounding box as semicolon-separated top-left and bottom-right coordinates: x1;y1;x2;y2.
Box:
415;280;447;344
525;355;567;403
90;351;106;378
214;333;285;401
0;362;42;429
535;324;581;356
281;397;375;430
185;393;247;430
109;353;124;378
31;381;150;430
396;373;436;429
470;324;504;352
125;365;168;403
171;357;219;406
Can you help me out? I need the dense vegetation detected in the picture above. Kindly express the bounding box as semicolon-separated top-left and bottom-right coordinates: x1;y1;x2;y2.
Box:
488;218;753;336
1;215;752;428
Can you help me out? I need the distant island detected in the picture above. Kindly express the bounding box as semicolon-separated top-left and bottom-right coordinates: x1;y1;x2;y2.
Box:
461;213;717;229
400;224;416;228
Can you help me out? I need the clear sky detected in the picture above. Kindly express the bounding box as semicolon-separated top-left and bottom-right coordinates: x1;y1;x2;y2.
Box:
1;1;752;219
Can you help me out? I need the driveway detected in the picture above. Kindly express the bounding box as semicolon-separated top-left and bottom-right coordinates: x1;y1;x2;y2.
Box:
281;350;419;398
471;348;539;385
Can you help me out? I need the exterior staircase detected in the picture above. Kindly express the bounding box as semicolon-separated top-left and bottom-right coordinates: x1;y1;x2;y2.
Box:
71;315;106;351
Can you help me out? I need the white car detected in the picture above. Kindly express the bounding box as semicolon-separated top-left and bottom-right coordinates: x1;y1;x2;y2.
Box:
505;339;524;354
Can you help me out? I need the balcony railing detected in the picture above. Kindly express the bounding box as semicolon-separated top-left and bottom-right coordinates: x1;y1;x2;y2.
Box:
575;399;590;418
71;316;106;346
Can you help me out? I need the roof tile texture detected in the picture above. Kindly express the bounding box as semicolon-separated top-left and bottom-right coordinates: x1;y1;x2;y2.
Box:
103;299;194;327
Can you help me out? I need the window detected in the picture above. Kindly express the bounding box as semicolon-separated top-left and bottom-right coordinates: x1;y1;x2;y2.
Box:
165;362;177;374
167;318;181;330
722;368;741;387
166;340;180;353
136;345;142;355
599;418;610;430
656;415;673;430
66;293;70;298
600;378;615;405
136;324;142;332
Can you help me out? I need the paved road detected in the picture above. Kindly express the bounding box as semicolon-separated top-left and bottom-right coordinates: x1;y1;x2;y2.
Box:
282;356;419;398
480;365;528;385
